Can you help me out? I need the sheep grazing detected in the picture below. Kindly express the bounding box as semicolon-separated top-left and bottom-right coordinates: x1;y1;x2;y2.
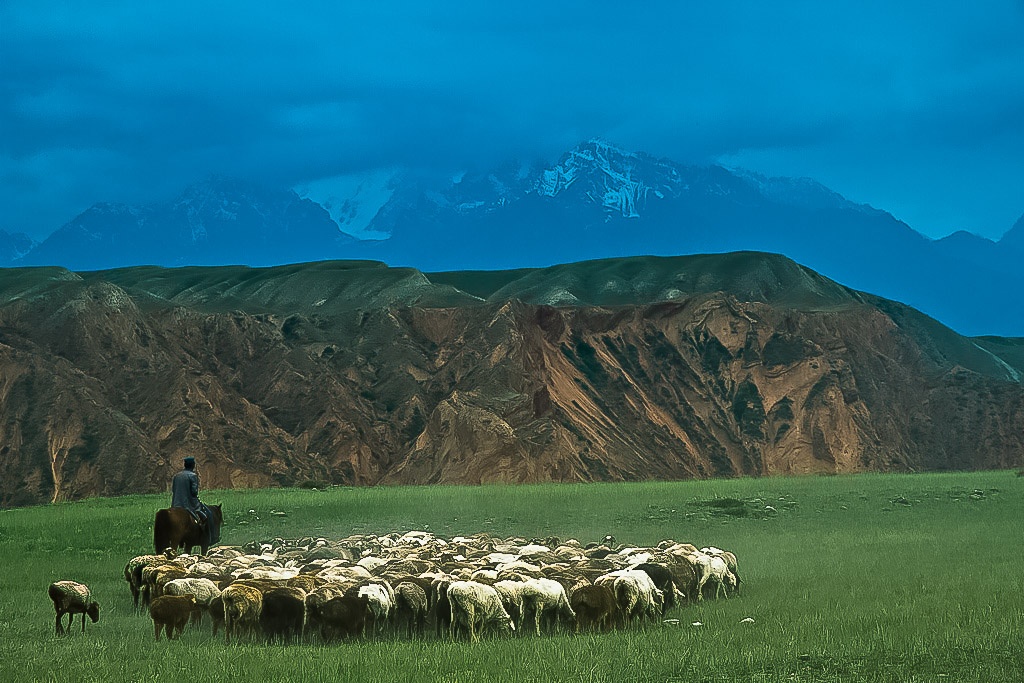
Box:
570;583;617;632
149;594;199;640
259;586;307;643
162;577;221;625
393;581;429;638
701;546;741;593
354;581;395;635
119;531;741;645
123;551;174;612
492;580;527;632
308;594;371;641
596;570;664;625
221;583;263;644
520;577;576;635
48;581;100;635
447;580;516;642
634;562;683;613
688;552;737;600
209;595;225;637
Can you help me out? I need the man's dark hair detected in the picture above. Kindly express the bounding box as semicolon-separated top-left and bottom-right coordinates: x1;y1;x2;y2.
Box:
183;457;196;470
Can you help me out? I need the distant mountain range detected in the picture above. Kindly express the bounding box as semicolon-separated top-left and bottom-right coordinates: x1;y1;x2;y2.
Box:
2;253;1022;507
4;140;1022;335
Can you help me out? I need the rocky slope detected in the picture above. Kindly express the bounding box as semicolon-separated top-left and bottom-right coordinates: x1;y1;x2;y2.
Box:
1;253;1022;508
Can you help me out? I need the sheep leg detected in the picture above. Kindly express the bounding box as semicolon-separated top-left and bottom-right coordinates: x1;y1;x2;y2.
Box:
466;606;477;643
54;611;65;635
695;574;707;601
468;605;478;642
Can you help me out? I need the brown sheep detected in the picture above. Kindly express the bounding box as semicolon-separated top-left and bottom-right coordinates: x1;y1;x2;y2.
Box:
569;583;617;632
209;595;225;637
309;594;371;641
149;594;199;640
48;581;100;635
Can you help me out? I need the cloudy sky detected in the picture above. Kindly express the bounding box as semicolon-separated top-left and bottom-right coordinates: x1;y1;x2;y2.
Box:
2;1;1022;241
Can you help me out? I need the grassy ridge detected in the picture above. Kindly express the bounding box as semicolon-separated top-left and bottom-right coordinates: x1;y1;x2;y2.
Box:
1;472;1021;682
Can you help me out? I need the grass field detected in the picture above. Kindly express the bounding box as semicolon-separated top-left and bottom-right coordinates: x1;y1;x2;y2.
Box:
1;471;1021;682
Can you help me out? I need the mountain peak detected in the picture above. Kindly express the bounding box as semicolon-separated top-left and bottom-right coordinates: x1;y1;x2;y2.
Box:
535;139;678;218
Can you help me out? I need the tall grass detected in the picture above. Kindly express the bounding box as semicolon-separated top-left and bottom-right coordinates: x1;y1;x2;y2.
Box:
1;471;1021;682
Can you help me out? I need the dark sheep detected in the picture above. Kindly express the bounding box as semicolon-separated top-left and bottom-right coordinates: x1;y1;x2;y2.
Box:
569;583;617;632
209;595;226;637
663;556;699;603
149;594;199;640
259;587;307;643
634;562;679;613
309;594;371;641
429;578;453;638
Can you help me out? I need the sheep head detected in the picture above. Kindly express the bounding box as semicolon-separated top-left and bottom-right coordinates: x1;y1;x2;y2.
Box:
87;602;100;623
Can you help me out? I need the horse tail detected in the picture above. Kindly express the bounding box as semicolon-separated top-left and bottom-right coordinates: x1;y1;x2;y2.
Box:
154;509;171;554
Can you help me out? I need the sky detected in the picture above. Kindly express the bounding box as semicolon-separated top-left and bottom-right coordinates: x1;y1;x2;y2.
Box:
2;1;1022;242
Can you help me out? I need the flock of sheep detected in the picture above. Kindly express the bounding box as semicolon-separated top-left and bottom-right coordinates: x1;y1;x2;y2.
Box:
53;531;741;642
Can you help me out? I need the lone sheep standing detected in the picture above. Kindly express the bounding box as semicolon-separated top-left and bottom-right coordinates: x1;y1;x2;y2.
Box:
48;581;100;635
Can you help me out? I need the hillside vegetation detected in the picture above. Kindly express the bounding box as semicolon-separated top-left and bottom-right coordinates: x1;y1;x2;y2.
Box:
1;253;1024;507
1;472;1021;682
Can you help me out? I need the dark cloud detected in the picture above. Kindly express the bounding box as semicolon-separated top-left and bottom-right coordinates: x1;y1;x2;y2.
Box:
2;1;1022;240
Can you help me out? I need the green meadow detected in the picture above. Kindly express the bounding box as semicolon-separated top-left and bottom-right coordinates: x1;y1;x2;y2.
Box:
1;471;1021;682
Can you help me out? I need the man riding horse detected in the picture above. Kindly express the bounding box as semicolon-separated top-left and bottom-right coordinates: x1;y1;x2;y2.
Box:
170;456;219;547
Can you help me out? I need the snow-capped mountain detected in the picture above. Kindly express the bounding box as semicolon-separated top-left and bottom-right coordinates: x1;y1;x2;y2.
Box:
294;169;401;240
346;139;1024;335
17;177;358;271
7;140;1024;335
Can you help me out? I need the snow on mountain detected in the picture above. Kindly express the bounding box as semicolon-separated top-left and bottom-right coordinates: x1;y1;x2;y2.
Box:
294;169;400;240
533;139;681;218
0;229;37;265
731;169;866;213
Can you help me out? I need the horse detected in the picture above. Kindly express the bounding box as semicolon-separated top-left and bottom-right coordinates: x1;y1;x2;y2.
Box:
154;504;223;555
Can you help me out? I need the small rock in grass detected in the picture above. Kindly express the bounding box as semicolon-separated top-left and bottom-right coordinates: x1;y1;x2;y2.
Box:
663;619;680;626
739;617;755;624
691;621;703;627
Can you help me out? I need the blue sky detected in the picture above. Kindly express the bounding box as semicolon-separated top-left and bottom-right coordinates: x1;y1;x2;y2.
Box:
2;1;1022;241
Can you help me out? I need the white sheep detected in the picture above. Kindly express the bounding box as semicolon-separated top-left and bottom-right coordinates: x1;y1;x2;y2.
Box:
596;570;663;623
688;552;737;600
48;581;100;635
357;582;395;633
520;577;576;635
447;580;516;641
163;577;222;624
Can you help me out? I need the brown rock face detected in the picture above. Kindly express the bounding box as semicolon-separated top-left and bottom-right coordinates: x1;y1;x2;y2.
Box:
0;254;1022;508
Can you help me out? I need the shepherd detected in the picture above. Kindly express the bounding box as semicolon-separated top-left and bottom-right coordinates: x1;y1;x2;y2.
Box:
169;456;220;549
